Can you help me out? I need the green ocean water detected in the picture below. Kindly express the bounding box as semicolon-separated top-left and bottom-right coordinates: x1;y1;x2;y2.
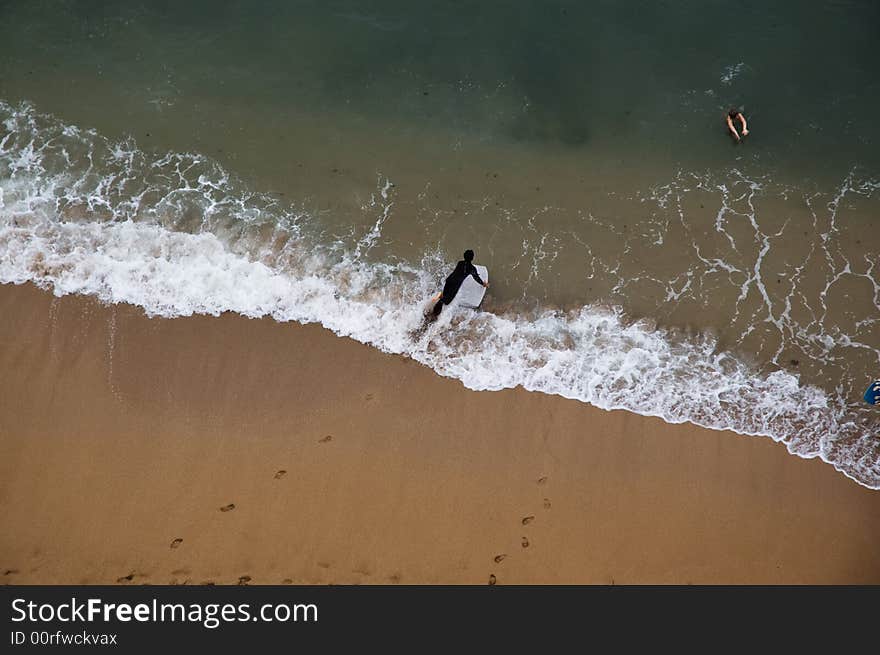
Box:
2;1;879;166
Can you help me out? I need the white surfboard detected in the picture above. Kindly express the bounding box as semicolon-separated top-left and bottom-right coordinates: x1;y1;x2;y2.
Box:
455;265;488;310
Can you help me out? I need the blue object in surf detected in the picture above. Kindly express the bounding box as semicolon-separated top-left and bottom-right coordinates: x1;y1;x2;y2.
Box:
865;381;880;405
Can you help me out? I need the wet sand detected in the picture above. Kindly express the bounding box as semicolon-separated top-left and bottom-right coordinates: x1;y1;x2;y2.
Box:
1;282;878;584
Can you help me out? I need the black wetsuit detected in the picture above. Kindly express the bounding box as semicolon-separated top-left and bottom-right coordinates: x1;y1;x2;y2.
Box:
432;260;484;316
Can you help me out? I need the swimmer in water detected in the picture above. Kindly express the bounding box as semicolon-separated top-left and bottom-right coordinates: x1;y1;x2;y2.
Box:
726;108;749;142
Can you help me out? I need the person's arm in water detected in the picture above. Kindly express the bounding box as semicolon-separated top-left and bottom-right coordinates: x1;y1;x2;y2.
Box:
727;114;741;141
737;112;748;136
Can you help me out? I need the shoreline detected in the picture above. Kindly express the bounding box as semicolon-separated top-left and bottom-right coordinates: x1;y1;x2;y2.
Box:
1;282;879;584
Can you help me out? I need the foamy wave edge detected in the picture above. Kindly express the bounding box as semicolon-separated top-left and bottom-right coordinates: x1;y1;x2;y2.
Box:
2;100;877;489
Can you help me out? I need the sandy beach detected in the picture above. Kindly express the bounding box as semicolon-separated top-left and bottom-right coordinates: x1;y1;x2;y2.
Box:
0;282;877;584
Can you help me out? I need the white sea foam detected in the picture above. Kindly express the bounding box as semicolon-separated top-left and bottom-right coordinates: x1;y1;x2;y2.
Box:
720;62;747;86
2;100;878;488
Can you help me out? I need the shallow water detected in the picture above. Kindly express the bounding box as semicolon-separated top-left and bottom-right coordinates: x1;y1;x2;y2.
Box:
1;1;878;486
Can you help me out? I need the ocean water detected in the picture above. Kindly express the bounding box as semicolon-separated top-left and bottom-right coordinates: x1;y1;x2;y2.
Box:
1;1;878;486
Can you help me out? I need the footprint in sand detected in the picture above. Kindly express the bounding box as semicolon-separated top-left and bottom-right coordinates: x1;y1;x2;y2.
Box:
521;515;535;526
537;476;548;485
237;575;251;585
488;574;497;585
4;569;19;576
282;578;293;585
521;537;530;548
317;562;331;569
543;498;551;510
220;503;236;512
493;554;507;564
274;470;287;480
365;394;374;401
318;435;333;443
116;572;135;583
170;538;183;549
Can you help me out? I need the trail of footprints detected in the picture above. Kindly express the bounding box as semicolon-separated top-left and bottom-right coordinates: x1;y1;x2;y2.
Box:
118;456;387;586
488;474;551;585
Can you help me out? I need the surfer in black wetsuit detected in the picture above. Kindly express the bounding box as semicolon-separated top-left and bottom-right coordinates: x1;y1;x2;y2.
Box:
430;249;488;317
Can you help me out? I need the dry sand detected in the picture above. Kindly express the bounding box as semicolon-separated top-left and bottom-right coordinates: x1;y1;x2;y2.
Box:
1;282;878;584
